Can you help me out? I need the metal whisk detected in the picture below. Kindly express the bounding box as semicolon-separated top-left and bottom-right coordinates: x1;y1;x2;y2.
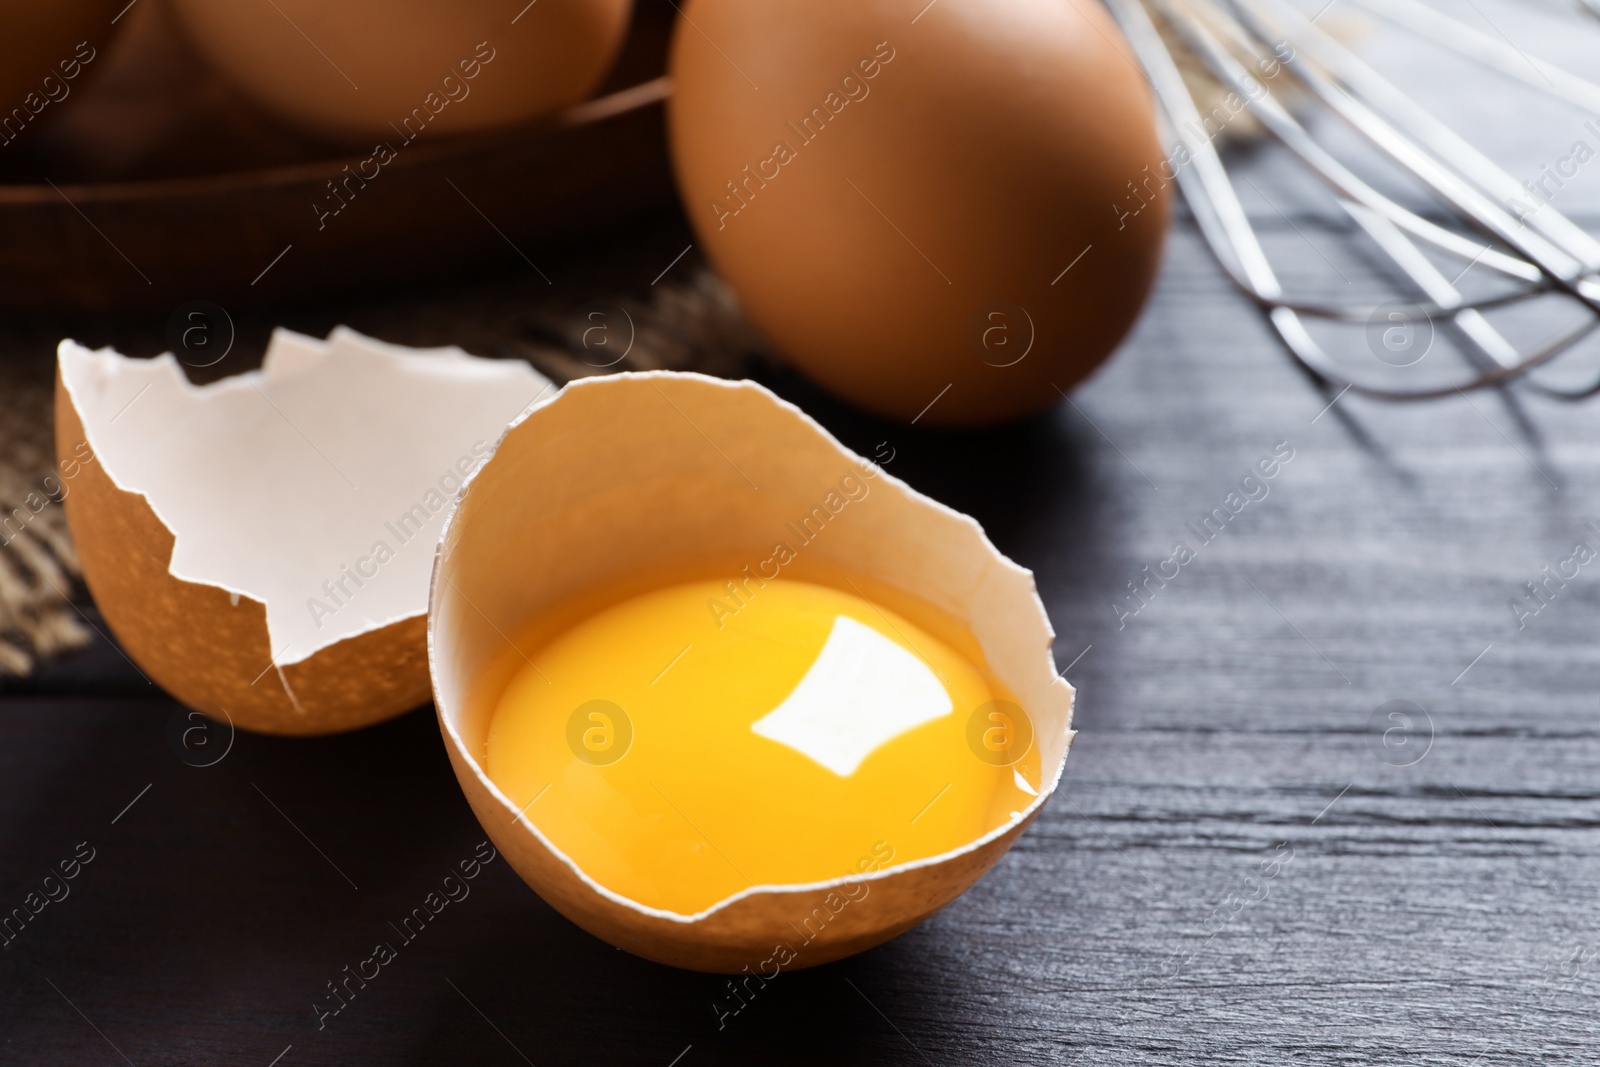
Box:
1105;0;1600;400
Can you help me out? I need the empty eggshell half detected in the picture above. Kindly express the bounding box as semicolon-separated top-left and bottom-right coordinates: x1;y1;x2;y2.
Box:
56;328;551;735
429;371;1075;972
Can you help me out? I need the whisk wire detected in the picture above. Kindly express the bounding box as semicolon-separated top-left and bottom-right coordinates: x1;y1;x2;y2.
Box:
1108;0;1600;400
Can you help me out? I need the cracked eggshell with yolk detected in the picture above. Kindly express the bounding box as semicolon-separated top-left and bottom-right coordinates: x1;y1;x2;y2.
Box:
55;328;552;735
429;371;1076;972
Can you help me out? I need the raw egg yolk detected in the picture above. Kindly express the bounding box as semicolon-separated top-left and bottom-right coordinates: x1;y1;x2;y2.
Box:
485;577;1039;915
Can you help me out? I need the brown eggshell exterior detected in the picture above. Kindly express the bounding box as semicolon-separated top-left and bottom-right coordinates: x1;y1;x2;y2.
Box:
668;0;1169;426
166;0;633;142
55;372;431;736
450;733;1036;971
0;0;124;112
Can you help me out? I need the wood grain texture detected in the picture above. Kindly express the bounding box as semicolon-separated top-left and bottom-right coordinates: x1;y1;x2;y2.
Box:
5;1;1600;1062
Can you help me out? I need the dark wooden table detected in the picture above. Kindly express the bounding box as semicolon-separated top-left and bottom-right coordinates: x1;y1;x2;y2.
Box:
6;2;1600;1063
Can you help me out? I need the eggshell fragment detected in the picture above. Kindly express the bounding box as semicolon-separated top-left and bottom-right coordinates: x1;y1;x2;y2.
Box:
56;328;551;735
430;371;1074;971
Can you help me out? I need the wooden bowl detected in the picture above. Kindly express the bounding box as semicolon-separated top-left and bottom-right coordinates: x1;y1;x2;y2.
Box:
0;0;678;314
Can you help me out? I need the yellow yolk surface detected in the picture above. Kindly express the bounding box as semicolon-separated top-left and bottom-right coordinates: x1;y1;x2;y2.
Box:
485;576;1039;915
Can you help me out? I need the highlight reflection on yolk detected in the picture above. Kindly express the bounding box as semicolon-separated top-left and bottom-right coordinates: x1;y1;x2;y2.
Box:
485;576;1038;915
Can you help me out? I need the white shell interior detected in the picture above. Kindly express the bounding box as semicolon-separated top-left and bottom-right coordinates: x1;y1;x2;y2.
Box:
59;328;552;665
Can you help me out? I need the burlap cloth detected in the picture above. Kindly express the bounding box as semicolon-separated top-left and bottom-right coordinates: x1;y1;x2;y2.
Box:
0;216;770;676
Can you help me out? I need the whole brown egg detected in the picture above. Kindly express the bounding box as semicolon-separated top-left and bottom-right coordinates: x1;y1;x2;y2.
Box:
668;0;1169;426
167;0;632;142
